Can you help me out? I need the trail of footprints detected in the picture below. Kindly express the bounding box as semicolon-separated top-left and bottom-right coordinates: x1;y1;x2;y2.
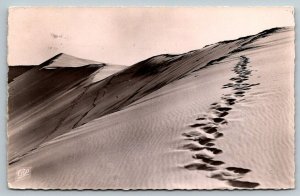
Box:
181;56;260;188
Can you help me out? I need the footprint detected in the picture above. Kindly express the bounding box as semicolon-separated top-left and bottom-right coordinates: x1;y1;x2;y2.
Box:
226;101;235;106
192;154;224;166
236;79;244;83
226;167;251;174
216;107;232;112
235;94;245;97
198;137;215;145
212;117;226;123
192;153;213;160
227;180;260;188
222;83;234;89
205;147;223;154
189;123;206;128
235;91;245;95
182;130;202;137
182;143;204;151
213;132;224;138
236;87;251;91
224;98;236;102
217;111;229;117
184;163;216;171
202;126;218;134
201;159;224;166
209;171;238;181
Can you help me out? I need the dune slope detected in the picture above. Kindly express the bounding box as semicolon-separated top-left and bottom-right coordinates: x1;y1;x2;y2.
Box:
8;27;294;189
8;53;123;163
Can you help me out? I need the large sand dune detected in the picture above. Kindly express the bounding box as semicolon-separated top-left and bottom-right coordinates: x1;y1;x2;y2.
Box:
7;27;294;189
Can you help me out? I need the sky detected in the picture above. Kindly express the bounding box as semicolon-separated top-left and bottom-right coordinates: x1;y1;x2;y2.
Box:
8;7;294;66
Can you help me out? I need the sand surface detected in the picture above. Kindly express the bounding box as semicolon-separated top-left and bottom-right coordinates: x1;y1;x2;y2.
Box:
7;27;294;189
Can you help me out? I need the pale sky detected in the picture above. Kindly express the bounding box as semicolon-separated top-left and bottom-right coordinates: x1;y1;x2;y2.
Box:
8;7;294;66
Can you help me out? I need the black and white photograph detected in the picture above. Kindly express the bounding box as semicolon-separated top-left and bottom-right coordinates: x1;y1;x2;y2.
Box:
7;7;295;190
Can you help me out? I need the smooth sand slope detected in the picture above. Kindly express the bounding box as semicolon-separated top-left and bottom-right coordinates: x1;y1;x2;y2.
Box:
8;27;294;189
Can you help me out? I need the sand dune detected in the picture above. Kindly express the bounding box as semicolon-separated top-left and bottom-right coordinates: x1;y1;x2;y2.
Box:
7;27;294;189
8;53;125;163
44;53;102;68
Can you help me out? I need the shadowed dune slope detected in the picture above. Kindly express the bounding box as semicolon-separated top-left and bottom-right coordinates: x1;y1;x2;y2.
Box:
8;66;35;83
8;53;121;163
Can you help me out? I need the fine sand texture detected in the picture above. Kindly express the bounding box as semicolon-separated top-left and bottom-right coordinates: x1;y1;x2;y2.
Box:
7;27;294;189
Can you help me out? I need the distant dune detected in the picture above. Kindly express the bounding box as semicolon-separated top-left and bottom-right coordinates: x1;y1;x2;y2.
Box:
8;27;294;189
43;53;102;68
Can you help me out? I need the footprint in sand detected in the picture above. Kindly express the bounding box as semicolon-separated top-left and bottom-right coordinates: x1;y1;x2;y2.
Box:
193;154;224;166
227;180;260;188
182;143;203;151
184;163;216;171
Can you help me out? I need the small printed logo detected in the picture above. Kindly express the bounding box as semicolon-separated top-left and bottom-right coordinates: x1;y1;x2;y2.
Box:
16;167;31;181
